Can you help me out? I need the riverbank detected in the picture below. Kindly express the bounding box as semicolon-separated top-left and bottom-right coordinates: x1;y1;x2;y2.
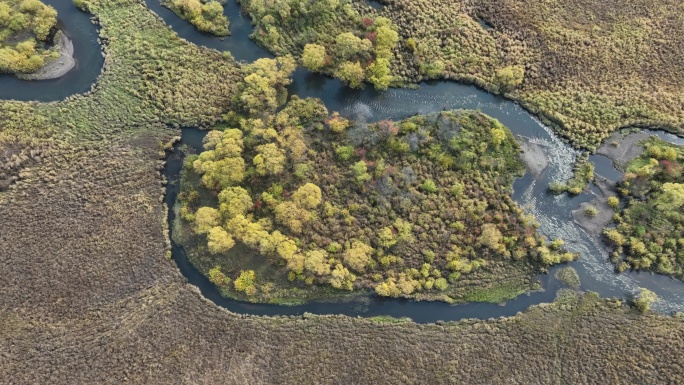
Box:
571;177;616;251
517;136;549;178
596;130;652;170
571;131;651;251
18;31;75;81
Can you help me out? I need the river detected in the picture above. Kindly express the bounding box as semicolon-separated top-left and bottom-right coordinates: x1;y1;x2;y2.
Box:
3;0;684;322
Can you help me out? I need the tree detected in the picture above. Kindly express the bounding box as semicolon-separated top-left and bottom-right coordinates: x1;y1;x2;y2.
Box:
274;201;311;233
301;43;327;71
351;161;371;184
286;253;306;274
259;229;288;255
478;223;505;254
292;183;322;209
207;226;235;254
335;32;371;60
367;57;392;90
304;249;331;276
343;241;374;272
240;56;296;114
633;288;657;313
234;270;257;295
208;266;230;287
329;263;356;290
326;112;351;133
374;278;400;297
495;65;525;92
335;145;355;160
194;207;220;234
336;61;365;89
218;187;253;219
254;143;286;175
394;218;414;242
434;277;448;291
374;25;399;54
225;214;268;248
213;129;243;158
193;134;246;190
657;183;684;210
276;237;298;260
490;124;506;147
607;196;620;209
377;226;397;248
195;156;246;190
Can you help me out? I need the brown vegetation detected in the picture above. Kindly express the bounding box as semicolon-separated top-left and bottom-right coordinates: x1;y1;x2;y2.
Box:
1;0;684;383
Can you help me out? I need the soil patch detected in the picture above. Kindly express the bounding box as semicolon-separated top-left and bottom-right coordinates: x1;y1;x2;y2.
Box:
19;31;75;80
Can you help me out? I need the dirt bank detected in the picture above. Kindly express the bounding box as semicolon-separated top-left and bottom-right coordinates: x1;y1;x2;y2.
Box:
571;176;616;246
596;131;651;170
19;31;75;80
517;136;549;178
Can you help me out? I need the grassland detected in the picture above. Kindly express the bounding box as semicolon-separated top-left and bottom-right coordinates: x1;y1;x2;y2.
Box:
1;0;684;383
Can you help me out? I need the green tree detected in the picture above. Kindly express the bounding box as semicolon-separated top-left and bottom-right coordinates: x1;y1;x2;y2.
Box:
490;124;506;147
374;25;399;55
335;61;365;89
234;270;257;295
301;43;327;71
218;186;253;219
329;263;356;290
292;183;323;209
377;226;397;248
607;196;620;209
274;201;311;233
374;278;400;297
194;207;220;234
351;160;371;184
335;32;371;60
657;183;684;210
240;56;297;114
304;249;332;276
207;226;235;254
633;288;657;313
367;57;392;90
343;241;374;272
335;145;355;160
254;143;286;175
208;266;230;287
495;65;525;92
327;112;351;133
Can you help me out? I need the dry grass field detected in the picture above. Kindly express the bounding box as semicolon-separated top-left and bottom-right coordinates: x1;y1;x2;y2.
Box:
1;0;684;383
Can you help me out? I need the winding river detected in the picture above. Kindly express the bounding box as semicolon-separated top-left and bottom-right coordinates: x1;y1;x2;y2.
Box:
4;0;684;322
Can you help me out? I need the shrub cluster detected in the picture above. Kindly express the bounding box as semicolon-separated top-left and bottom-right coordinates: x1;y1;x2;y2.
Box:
605;137;684;280
178;63;575;303
240;0;399;90
164;0;230;36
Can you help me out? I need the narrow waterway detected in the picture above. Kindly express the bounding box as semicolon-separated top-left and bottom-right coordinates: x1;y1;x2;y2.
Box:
4;0;684;322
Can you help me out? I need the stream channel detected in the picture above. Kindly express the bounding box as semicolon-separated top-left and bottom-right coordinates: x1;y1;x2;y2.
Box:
2;0;683;323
